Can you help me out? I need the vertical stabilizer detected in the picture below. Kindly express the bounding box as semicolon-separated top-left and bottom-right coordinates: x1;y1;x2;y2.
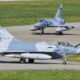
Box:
0;27;13;52
54;4;63;19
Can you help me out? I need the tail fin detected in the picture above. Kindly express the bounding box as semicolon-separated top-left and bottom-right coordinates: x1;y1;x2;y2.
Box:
0;27;13;52
54;4;63;19
0;27;13;39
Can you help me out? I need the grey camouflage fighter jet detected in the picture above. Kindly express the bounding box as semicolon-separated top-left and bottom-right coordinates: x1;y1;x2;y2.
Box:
31;4;74;35
0;27;80;64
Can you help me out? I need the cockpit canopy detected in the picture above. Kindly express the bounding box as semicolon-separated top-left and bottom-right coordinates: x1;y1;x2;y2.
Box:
57;42;74;47
39;19;46;22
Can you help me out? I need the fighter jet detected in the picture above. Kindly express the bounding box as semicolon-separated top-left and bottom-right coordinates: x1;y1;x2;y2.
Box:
0;27;80;64
31;4;74;35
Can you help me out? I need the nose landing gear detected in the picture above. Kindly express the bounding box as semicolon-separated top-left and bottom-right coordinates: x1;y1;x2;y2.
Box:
62;54;67;64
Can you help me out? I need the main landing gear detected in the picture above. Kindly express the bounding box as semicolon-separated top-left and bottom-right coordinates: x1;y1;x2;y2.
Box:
20;58;34;64
57;31;63;35
28;59;34;63
41;28;63;35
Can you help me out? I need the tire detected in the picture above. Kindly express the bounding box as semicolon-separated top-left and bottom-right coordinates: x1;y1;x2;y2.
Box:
57;31;63;35
28;59;34;63
63;61;67;65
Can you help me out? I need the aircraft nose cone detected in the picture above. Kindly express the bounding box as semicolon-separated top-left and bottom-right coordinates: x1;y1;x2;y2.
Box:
30;23;41;31
30;26;36;31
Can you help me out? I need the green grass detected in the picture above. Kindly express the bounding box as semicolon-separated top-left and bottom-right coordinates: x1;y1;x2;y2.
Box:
68;55;80;62
0;70;80;80
0;0;80;26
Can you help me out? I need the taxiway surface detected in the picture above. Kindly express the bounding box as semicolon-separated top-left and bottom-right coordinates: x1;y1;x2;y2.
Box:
0;57;80;70
6;22;80;43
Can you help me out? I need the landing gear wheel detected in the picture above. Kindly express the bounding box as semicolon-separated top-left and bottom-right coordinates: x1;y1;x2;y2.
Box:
63;61;67;65
57;31;63;35
28;59;34;63
20;58;26;64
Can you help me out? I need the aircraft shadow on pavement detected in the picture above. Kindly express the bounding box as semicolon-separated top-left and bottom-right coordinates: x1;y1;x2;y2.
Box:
0;60;80;65
32;32;57;35
34;62;62;64
32;32;80;36
34;61;80;65
0;60;62;64
0;61;21;64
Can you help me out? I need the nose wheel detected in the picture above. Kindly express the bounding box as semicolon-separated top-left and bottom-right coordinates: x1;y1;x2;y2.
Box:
62;54;67;64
